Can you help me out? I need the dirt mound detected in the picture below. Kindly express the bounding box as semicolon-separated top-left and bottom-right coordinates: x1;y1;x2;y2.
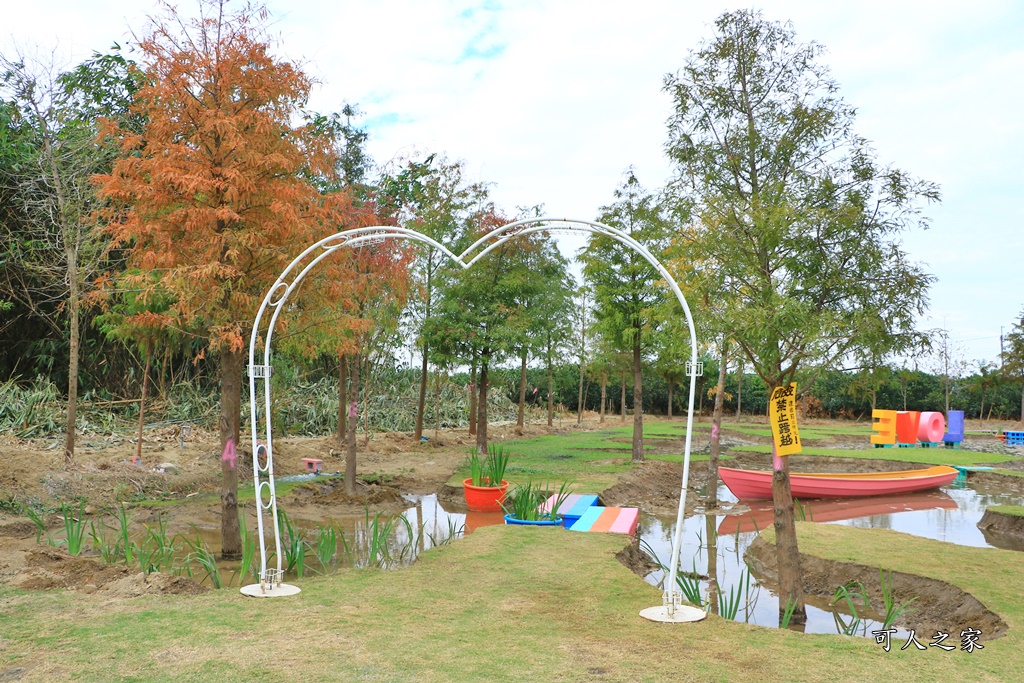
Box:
746;535;1008;639
600;460;701;515
8;546;132;590
1;544;207;596
100;571;208;597
289;478;407;511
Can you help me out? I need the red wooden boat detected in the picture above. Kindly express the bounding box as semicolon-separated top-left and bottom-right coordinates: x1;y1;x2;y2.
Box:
718;465;960;500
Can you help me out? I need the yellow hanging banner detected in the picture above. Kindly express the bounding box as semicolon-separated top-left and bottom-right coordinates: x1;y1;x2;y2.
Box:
769;383;802;456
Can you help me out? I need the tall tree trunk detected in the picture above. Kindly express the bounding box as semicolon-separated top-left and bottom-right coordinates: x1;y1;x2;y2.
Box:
667;379;674;418
632;338;644;463
468;361;478;437
219;348;243;560
434;370;442;439
476;356;489;453
63;244;79;468
337;355;348;447
600;371;607;424
415;266;432;442
159;348;168;400
576;351;585;426
709;340;728;508
705;513;719;616
136;349;152;464
517;351;527;435
620;372;627;422
414;343;428;442
980;390;985;430
1019;382;1023;423
772;445;806;624
345;352;361;495
735;359;743;418
363;353;372;446
546;337;554;427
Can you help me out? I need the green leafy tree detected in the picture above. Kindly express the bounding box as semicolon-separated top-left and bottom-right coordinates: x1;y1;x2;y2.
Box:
0;47;140;466
581;170;672;462
1002;309;1024;423
508;225;572;434
663;9;939;622
427;208;537;452
378;154;487;442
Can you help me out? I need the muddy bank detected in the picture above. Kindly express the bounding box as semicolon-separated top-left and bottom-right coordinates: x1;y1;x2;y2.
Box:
0;542;207;596
746;535;1007;639
600;460;697;515
977;509;1024;552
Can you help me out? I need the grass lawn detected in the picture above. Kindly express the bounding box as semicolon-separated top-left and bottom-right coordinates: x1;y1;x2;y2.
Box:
1;523;1018;682
987;504;1024;517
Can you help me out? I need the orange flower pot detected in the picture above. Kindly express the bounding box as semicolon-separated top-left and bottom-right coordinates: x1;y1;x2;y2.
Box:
463;478;509;512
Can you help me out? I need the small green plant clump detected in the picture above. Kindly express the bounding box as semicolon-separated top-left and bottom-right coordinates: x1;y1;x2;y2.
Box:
501;480;572;522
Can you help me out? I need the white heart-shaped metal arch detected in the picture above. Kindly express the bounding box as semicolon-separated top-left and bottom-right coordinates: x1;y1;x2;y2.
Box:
244;217;702;618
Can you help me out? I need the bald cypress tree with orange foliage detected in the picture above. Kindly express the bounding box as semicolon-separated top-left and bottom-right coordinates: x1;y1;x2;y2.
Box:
95;0;342;559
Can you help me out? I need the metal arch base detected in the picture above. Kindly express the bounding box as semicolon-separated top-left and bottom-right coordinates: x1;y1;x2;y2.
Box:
240;583;301;598
639;605;707;623
247;217;703;611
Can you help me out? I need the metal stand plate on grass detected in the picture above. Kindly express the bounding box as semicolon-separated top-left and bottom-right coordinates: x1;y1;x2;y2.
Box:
640;605;708;623
241;569;300;598
240;583;301;598
640;593;707;623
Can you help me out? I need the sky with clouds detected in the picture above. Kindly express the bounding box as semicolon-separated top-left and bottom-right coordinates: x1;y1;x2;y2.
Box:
4;0;1022;368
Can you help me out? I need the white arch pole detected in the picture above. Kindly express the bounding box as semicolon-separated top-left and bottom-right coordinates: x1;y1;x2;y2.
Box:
244;218;703;621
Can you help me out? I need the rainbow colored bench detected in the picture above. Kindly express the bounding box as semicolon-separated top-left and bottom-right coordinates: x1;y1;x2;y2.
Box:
569;506;640;535
541;493;599;528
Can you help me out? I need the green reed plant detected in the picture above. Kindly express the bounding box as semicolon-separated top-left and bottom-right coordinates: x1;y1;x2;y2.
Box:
182;532;223;589
484;444;510;485
363;510;400;569
716;568;751;620
426;518;464;548
233;514;259;585
111;503;134;566
22;504;52;546
136;515;177;574
830;580;869;636
674;561;704;606
313;524;341;575
501;481;572;522
276;509;306;577
466;450;486;486
89;520;118;564
780;597;799;629
60;501;88;556
879;569;917;629
394;515;419;564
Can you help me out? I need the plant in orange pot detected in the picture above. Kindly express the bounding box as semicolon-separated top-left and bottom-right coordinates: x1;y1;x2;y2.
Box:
462;445;510;512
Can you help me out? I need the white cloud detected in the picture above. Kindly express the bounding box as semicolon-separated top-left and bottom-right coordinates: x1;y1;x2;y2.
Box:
3;0;1022;363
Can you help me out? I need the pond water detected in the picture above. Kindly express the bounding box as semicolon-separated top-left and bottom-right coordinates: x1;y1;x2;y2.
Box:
390;480;1024;637
168;476;1021;637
